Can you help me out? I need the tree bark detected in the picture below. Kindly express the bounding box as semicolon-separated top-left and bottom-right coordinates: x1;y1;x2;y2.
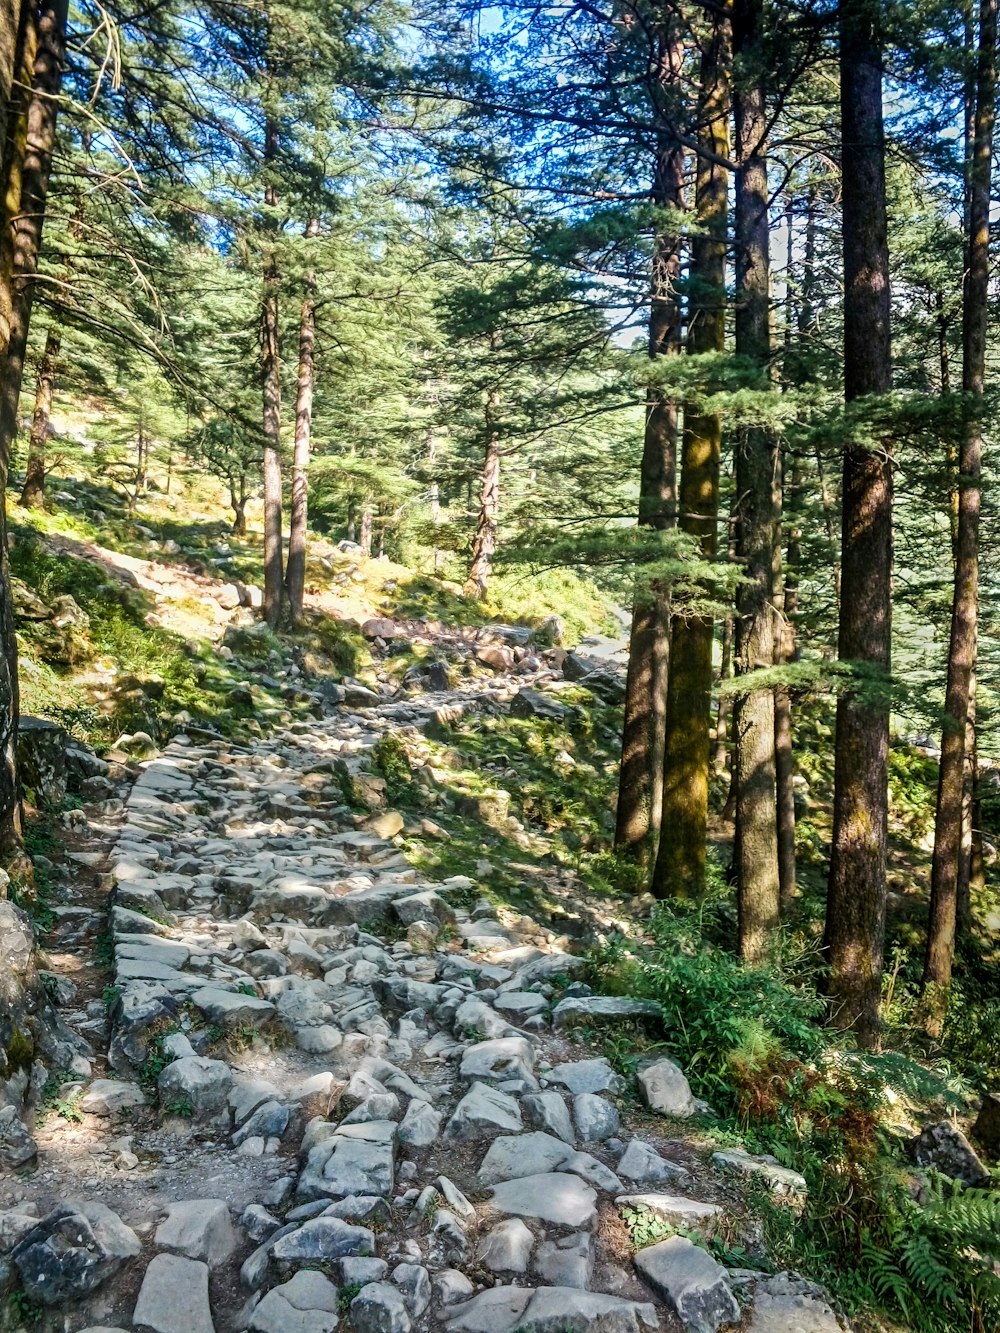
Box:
18;323;57;508
285;218;318;626
359;502;373;557
732;0;780;962
774;445;799;909
465;392;500;598
714;612;733;775
652;12;730;900
0;0;67;860
824;0;894;1047
921;0;995;1038
260;112;283;629
615;25;683;868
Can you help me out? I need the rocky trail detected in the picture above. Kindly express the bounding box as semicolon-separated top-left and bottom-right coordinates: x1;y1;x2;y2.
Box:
0;621;845;1333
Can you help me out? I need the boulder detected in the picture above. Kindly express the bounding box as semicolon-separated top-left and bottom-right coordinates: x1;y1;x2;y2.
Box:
478;1219;534;1274
911;1121;990;1187
17;716;68;806
362;617;397;640
13;1201;140;1304
78;1080;146;1116
552;996;660;1029
637;1056;695;1118
0;1106;37;1169
0;901;47;1103
248;1270;340;1333
460;1037;536;1090
973;1091;1000;1156
509;689;571;721
489;1172;597;1229
573;1092;620;1142
133;1253;214;1333
158;1056;233;1120
155;1199;238;1265
350;1280;412;1332
634;1235;739;1333
446;1083;522;1140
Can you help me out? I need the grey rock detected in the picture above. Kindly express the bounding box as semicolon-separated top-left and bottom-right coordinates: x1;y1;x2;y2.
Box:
240;1205;281;1245
350;1280;412;1332
155;1199;238;1264
510;688;572;721
460;1037;537;1090
342;1093;400;1124
545;1058;624;1096
78;1079;147;1116
490;1172;597;1228
248;1270;340;1333
270;1217;375;1264
637;1057;695;1118
533;1233;593;1290
337;1256;388;1286
0;1106;37;1168
710;1148;806;1196
188;985;276;1028
297;1121;396;1202
447;1286;657;1333
435;1269;475;1308
618;1140;691;1187
521;1092;575;1145
398;1098;441;1146
393;1262;431;1317
479;1131;622;1193
133;1253;214;1333
634;1235;739;1333
13;1201;140;1304
233;1099;290;1146
617;1193;722;1235
158;1056;233;1119
911;1121;990;1187
574;1093;620;1142
446;1082;522;1140
429;1208;469;1264
478;1218;534;1274
552;996;661;1028
746;1273;844;1332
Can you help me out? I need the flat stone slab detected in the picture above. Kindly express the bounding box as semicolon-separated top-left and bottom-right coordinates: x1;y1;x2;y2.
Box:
746;1273;844;1332
552;995;661;1028
448;1285;658;1332
460;1037;537;1090
489;1172;597;1228
298;1121;397;1201
617;1193;722;1234
711;1148;806;1196
155;1199;238;1264
634;1235;739;1333
78;1080;146;1116
133;1254;214;1333
189;986;276;1028
479;1131;621;1192
446;1083;522;1140
544;1058;624;1095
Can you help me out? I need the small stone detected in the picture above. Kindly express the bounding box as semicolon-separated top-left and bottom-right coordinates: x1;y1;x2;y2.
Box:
338;1255;389;1286
133;1254;214;1333
434;1269;474;1307
368;810;406;839
240;1205;280;1244
634;1235;739;1333
637;1057;695;1118
477;1218;534;1274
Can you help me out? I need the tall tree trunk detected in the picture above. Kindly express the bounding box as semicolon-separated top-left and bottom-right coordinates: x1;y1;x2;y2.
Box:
0;0;30;362
921;0;995;1038
714;612;733;774
465;392;500;598
285;218;318;626
616;28;683;868
732;0;780;961
651;13;729;900
18;323;57;508
359;502;373;557
774;446;799;909
0;0;67;862
824;0;894;1046
260;111;283;629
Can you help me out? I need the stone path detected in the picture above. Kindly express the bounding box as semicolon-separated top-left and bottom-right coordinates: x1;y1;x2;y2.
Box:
0;632;847;1333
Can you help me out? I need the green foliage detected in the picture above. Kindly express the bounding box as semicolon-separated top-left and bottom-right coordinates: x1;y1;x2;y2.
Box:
587;896;825;1104
7;1289;43;1326
139;1030;179;1090
371;734;415;805
163;1098;193;1118
619;1204;675;1250
38;1071;83;1124
337;1282;363;1313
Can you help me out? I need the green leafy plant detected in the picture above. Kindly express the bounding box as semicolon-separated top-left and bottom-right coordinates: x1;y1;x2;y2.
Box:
337;1281;363;1313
